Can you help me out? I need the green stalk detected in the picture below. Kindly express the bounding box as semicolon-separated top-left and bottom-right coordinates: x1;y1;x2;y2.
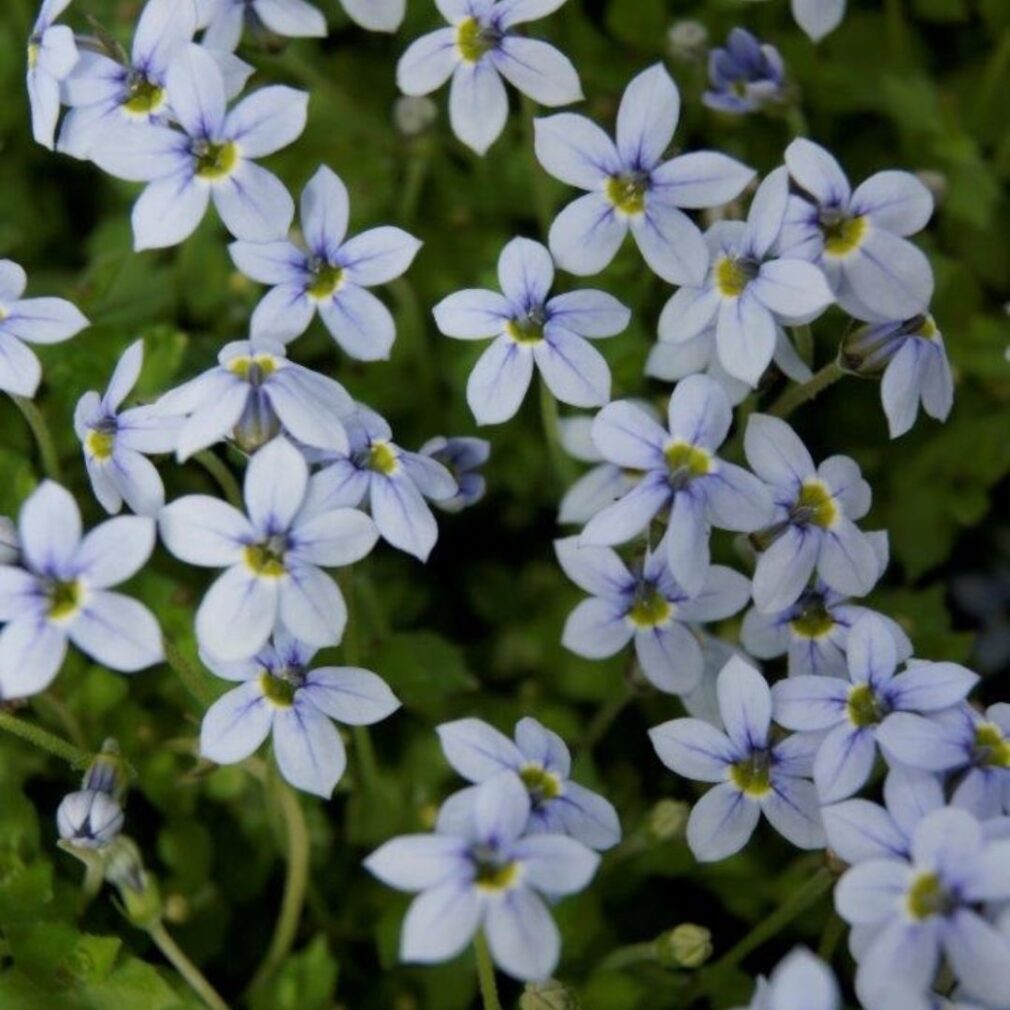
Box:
13;395;62;481
148;921;232;1010
474;932;503;1010
194;451;243;509
0;710;92;769
522;96;553;236
768;362;845;420
162;637;217;708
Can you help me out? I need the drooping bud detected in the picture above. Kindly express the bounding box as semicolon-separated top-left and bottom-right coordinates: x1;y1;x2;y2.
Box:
103;836;162;928
656;924;713;968
647;799;689;841
519;979;581;1010
57;790;124;849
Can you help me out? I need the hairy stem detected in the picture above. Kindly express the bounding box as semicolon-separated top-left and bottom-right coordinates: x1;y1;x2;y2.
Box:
194;451;243;510
768;362;845;419
162;637;217;708
474;931;503;1010
13;395;63;481
148;921;232;1010
0;710;92;769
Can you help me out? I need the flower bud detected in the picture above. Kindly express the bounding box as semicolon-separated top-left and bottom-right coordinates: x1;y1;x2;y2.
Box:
841;314;936;376
394;96;438;137
648;798;689;841
667;20;708;62
82;738;129;801
657;924;713;968
103;836;162;928
519;979;581;1010
57;790;124;849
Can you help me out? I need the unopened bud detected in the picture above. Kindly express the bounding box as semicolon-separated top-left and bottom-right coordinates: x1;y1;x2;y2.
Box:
57;790;124;849
103;836;162;928
657;924;712;968
394;96;438;137
667;20;708;62
648;799;689;841
82;738;129;801
841;314;936;376
520;979;580;1010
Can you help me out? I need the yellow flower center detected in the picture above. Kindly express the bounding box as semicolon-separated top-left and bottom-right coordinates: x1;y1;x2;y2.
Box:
729;753;772;798
906;872;948;921
368;441;399;476
457;17;498;62
822;214;867;256
664;441;711;481
124;77;165;115
789;597;835;639
86;429;116;461
307;263;344;301
520;764;562;803
195;140;238;181
228;354;277;383
847;683;885;728
974;723;1010;769
49;579;83;620
244;541;287;578
714;256;753;298
27;41;40;70
259;671;295;707
628;586;673;628
474;859;520;892
917;315;939;340
606;173;648;215
793;481;837;529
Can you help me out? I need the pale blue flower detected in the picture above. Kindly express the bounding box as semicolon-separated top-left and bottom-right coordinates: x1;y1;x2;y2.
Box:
741;531;911;678
57;789;125;848
556;536;750;694
0;481;162;699
397;0;582;156
773;614;978;802
877;703;1010;819
230;166;421;358
435;716;621;849
152;338;352;461
434;238;628;423
159;436;378;661
27;0;79;149
780;138;934;320
197;0;327;50
658;169;834;386
580;375;774;595
92;43;307;250
420;436;489;513
745;413;880;613
200;630;399;797
534;64;754;283
834;806;1010;1009
740;948;840;1010
650;656;826;861
704;29;786;116
792;0;846;41
75;340;181;517
365;773;600;981
305;405;459;562
0;259;89;397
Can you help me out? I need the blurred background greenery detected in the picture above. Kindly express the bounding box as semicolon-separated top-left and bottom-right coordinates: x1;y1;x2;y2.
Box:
0;0;1008;1007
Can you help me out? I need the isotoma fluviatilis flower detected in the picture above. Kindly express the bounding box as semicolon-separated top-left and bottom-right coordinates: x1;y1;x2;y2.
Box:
703;28;786;116
57;790;125;849
397;0;582;156
433;237;629;423
198;0;328;50
26;0;79;149
230;165;421;358
200;630;400;797
159;436;378;661
420;436;490;513
534;64;754;283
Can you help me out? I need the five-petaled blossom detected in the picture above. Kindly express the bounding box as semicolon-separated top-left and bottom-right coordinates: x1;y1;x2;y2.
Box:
230;166;421;358
152;338;352;460
159;436;378;661
93;43;307;250
658;168;834;387
303;405;457;561
834;807;1010;1009
649;656;825;861
0;259;89;398
435;716;621;850
704;28;786;116
745;413;880;613
197;0;327;50
397;0;582;156
740;948;840;1010
741;530;912;678
420;436;490;513
0;481;163;699
779;138;934;321
556;536;750;694
534;64;754;283
27;0;79;149
433;237;629;423
773;614;978;802
200;630;400;797
581;375;774;595
365;772;600;981
75;340;181;517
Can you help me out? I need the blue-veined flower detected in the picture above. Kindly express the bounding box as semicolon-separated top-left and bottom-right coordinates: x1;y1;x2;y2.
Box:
704;28;786;116
745;413;880;613
92;43;307;249
0;259;88;397
646;324;755;408
658;168;834;387
197;0;327;49
0;482;162;699
420;436;489;512
649;656;825;860
159;436;378;661
779;138;934;320
365;772;600;981
152;338;352;460
435;715;621;850
75;340;181;517
229;166;421;358
303;404;458;561
738;948;840;1010
397;0;582;156
57;790;125;848
556;536;750;694
580;375;774;595
200;630;399;797
433;237;629;423
834;806;1010;1009
27;0;79;149
773;613;978;802
534;64;754;283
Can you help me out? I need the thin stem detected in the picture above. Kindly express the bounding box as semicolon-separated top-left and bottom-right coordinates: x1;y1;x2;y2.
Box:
791;324;814;368
599;939;659;972
579;690;630;754
538;376;577;492
0;710;92;769
398;137;434;227
148;921;232;1010
817;912;846;962
784;102;809;138
13;395;62;482
352;726;381;793
768;362;844;420
474;932;503;1010
522;96;553;237
247;766;311;993
162;638;217;708
194;451;243;510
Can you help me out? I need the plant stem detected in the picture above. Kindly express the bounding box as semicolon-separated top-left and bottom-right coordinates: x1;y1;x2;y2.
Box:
580;690;630;753
162;637;217;708
194;451;243;509
13;395;62;481
0;710;92;769
817;912;846;962
247;766;310;993
522;96;552;236
768;362;844;420
539;376;576;491
148;921;232;1010
474;932;503;1010
791;324;814;368
599;939;659;971
784;102;809;138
